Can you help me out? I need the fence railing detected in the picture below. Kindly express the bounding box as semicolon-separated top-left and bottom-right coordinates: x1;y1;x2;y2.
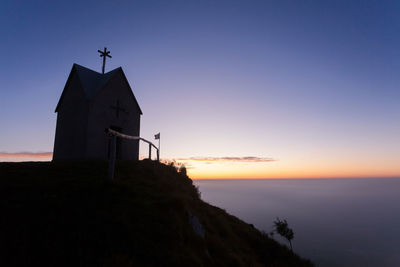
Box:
106;128;160;180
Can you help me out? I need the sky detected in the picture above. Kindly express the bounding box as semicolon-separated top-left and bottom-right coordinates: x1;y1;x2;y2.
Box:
1;0;399;178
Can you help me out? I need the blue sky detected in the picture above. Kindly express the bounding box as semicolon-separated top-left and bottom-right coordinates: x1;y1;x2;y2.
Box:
1;0;399;177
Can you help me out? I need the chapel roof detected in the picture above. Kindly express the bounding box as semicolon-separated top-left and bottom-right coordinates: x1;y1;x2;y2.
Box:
55;64;142;114
74;64;120;100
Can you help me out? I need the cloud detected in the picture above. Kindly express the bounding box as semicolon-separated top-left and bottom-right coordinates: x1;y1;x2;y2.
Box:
174;156;276;163
0;152;53;159
0;152;274;166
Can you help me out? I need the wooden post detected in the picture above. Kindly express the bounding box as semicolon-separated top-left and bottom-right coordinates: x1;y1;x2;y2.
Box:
108;135;116;180
158;137;160;162
148;143;152;159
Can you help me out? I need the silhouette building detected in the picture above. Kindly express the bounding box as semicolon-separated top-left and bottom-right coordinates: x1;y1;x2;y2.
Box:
53;64;142;161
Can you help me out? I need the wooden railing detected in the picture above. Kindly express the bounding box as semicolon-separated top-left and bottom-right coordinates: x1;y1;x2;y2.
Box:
106;128;159;180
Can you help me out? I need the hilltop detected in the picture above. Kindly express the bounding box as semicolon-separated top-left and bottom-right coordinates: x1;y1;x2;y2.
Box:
0;161;313;266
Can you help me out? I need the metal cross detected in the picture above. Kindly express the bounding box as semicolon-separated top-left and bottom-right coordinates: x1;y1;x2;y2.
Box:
98;47;112;74
110;100;125;118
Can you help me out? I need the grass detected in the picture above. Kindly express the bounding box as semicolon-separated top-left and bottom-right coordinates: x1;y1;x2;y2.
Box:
0;160;313;266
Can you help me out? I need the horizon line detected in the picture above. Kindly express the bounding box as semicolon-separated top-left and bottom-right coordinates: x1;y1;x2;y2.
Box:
192;176;400;180
0;160;398;180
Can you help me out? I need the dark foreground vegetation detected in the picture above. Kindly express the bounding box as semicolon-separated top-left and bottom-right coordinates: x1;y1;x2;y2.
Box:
0;161;313;266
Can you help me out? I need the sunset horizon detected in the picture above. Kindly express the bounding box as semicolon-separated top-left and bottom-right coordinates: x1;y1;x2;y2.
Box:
1;152;399;180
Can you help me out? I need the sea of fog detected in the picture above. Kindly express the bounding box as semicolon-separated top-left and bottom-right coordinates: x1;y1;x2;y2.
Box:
194;178;400;267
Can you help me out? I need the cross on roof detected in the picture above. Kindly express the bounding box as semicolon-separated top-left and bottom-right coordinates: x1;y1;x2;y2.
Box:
98;47;112;74
110;100;126;118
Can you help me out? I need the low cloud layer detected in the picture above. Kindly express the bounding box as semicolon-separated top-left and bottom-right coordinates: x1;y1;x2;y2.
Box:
174;156;276;163
0;152;53;158
0;153;275;164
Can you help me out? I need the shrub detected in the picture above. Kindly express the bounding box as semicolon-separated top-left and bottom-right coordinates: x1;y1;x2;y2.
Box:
273;217;294;251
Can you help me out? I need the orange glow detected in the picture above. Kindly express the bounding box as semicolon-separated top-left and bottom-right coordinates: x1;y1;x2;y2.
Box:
1;153;399;179
0;152;52;162
173;158;400;179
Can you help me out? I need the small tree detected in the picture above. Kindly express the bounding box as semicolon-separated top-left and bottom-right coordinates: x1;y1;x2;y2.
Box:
273;217;294;251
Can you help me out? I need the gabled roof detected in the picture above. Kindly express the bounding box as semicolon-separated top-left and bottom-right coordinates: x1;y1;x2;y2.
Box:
55;64;142;114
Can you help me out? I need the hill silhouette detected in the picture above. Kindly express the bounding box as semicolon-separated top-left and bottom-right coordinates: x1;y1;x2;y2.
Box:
0;161;313;266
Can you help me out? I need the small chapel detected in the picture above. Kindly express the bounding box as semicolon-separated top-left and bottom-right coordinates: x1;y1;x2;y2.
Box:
53;49;142;161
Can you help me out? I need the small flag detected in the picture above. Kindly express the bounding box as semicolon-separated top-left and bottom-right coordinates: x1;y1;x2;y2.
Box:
154;133;160;140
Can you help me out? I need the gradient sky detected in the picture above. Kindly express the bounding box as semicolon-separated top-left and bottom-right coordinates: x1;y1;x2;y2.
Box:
1;0;399;178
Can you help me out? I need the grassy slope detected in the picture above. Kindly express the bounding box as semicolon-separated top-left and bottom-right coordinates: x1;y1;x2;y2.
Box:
0;161;313;266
